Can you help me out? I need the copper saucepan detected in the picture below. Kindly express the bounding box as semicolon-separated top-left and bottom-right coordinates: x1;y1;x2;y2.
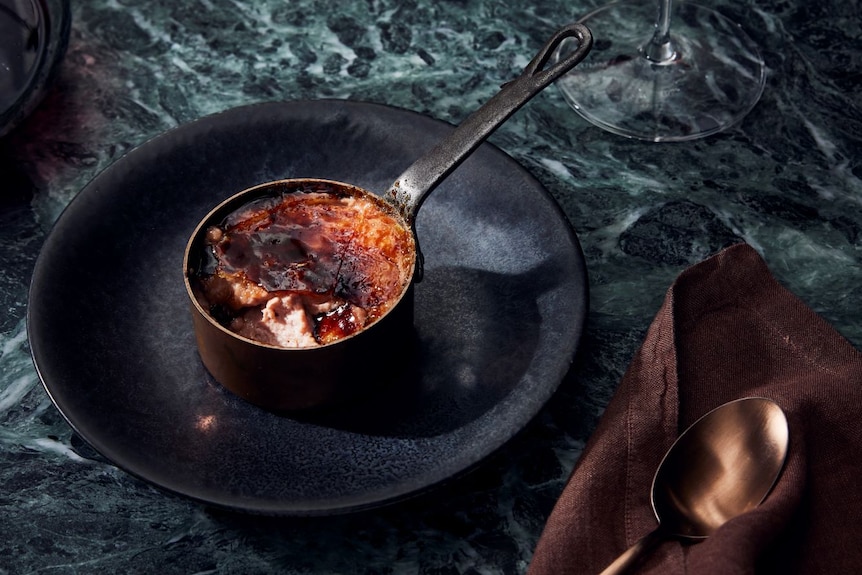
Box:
183;23;593;411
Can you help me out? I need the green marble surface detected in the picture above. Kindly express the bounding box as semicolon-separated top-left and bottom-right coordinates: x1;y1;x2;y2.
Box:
1;0;860;572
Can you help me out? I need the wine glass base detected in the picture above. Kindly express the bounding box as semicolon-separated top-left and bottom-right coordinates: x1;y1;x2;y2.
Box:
557;0;766;142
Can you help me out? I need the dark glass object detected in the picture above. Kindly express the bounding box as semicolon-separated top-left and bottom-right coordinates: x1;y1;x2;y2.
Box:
0;0;70;138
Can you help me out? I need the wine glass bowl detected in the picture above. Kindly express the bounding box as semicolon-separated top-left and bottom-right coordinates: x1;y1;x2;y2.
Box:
555;0;766;142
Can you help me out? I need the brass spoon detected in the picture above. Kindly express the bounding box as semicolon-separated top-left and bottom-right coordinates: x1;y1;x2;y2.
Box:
600;397;789;575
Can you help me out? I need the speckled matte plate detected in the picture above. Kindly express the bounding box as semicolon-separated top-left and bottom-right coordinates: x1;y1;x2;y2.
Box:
27;100;588;515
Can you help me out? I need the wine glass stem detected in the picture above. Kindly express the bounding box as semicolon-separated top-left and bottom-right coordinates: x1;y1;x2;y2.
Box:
642;0;677;63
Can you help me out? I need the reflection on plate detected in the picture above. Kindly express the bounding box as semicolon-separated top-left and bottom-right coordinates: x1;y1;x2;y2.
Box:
27;100;588;515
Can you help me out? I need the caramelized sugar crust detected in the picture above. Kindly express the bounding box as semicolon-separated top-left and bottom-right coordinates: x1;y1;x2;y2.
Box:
193;185;415;348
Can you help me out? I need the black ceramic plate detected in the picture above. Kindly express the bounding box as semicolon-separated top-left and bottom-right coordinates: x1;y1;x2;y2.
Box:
28;100;588;515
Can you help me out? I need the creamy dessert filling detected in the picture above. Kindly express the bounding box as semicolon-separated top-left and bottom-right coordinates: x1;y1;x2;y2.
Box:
192;186;414;348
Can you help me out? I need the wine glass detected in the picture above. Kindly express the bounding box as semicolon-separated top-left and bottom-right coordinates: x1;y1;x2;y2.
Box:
555;0;766;142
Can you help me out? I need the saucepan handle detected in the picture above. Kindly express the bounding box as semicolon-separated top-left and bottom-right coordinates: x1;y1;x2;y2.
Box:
388;23;593;222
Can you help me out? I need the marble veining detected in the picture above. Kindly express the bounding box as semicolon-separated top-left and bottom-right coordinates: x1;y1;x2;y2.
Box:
1;0;861;572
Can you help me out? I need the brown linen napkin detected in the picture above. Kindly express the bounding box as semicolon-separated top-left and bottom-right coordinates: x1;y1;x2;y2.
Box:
528;242;862;574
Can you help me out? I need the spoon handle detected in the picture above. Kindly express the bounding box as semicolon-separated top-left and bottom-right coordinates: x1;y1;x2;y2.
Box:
598;528;664;575
387;22;593;222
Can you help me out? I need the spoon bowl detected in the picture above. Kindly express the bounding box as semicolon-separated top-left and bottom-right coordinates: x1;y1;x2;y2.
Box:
600;397;789;574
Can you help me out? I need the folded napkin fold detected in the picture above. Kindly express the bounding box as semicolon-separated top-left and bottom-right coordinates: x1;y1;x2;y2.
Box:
528;243;862;574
